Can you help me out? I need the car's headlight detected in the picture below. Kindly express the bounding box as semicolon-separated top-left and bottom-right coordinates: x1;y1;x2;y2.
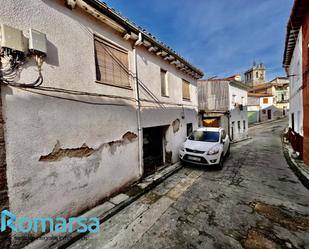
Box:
207;145;220;155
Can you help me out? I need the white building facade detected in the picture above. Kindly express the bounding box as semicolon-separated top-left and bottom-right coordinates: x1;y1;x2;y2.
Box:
198;80;248;142
288;28;304;137
0;0;203;245
228;82;248;141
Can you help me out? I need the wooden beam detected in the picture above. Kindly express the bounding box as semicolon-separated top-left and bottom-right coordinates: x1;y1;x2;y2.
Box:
123;33;131;40
143;40;152;47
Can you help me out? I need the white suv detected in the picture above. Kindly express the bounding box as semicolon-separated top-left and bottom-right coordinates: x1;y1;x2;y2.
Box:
179;127;230;169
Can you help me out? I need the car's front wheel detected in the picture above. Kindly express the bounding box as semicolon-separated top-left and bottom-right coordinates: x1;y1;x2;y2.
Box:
225;145;230;157
218;155;224;170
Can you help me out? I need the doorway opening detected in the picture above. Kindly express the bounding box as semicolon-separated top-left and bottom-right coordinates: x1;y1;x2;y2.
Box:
143;126;169;178
231;121;235;141
267;109;272;120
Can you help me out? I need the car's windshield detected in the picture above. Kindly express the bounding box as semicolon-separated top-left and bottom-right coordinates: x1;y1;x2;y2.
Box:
188;131;219;142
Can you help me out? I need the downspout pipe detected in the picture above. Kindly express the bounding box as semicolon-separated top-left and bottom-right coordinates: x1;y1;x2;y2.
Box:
133;33;143;178
227;111;231;139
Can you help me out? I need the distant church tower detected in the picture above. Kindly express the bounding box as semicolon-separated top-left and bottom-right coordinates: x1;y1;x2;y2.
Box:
244;62;266;87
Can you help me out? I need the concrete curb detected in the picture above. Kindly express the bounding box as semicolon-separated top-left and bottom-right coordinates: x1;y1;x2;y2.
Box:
24;163;183;249
230;137;252;144
281;130;309;190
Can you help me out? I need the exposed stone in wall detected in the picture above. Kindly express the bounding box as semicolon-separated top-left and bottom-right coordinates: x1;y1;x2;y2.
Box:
39;141;95;162
0;87;10;249
39;131;138;161
172;119;180;133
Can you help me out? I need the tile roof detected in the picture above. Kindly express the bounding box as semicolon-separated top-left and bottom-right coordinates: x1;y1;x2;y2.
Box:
283;0;309;68
82;0;204;78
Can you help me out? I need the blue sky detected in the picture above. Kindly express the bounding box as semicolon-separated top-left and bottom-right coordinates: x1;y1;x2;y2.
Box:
103;0;293;80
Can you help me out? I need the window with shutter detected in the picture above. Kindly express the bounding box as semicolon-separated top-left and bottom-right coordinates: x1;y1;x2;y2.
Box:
263;98;268;104
182;80;190;100
161;69;168;96
94;36;130;88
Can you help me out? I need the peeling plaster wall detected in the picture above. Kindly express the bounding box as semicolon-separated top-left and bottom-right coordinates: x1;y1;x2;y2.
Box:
136;45;199;164
3;87;139;222
0;0;199;232
0;0;141;226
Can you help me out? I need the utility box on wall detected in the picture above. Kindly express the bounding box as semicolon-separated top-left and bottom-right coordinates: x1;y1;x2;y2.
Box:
29;29;47;55
0;24;26;52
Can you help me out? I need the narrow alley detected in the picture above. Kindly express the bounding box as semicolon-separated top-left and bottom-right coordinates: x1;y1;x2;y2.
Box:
68;119;309;249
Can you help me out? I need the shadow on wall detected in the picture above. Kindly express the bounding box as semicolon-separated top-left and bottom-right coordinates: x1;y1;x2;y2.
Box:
45;39;59;66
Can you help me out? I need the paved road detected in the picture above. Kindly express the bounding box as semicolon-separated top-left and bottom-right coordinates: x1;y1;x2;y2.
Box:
69;118;309;249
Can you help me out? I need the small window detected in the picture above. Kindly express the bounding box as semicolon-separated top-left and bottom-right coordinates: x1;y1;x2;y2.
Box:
94;36;130;88
263;98;268;104
256;72;259;78
186;123;193;136
161;69;168;96
182;80;190;100
243;120;246;131
238;121;241;132
262;109;266;114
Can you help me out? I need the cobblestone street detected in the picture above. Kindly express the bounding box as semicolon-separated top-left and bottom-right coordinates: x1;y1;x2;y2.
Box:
69;118;309;249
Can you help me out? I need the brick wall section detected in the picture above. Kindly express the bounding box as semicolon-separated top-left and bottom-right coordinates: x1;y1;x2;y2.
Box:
303;12;309;167
0;86;10;249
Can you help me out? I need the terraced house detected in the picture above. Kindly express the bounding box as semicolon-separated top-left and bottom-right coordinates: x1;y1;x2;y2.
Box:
0;0;203;247
283;0;309;164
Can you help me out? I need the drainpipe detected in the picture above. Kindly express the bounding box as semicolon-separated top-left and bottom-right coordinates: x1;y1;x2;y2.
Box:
227;111;231;139
133;33;143;178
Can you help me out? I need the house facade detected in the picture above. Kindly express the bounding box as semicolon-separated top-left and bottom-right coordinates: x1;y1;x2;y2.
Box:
198;79;248;141
0;0;203;247
283;0;309;163
247;78;289;123
247;93;274;124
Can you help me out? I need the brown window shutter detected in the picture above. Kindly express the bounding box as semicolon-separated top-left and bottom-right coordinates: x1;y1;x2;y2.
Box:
182;79;190;100
94;36;130;88
161;69;167;96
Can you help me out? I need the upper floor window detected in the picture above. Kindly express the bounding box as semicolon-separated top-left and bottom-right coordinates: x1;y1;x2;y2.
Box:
263;98;268;104
161;69;168;97
94;35;130;88
256;72;259;78
182;80;190;100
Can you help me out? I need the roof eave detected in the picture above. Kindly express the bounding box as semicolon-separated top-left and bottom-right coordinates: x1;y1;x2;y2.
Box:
80;0;204;78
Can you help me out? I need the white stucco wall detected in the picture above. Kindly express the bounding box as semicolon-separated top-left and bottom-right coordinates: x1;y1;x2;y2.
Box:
229;84;247;110
0;0;199;230
288;28;303;136
228;84;248;141
259;96;273;109
230;107;248;141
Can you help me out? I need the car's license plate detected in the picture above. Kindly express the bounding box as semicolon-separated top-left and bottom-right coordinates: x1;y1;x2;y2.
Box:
187;156;201;161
